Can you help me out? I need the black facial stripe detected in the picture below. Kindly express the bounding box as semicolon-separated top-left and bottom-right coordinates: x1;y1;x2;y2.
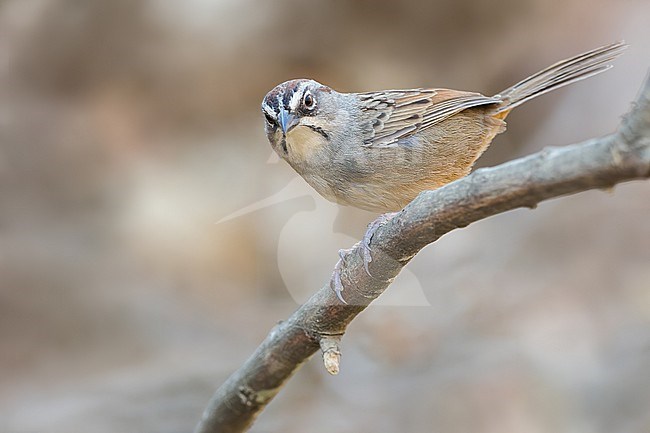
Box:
262;110;278;128
298;105;318;117
262;98;279;117
262;85;284;113
305;124;329;140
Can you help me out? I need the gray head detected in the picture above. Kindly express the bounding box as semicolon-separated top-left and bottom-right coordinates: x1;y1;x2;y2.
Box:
261;79;344;164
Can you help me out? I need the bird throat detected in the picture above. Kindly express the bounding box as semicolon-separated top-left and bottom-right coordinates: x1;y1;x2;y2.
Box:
284;125;329;168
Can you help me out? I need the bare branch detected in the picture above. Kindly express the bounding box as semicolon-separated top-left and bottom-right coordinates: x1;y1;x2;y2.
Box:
194;74;650;433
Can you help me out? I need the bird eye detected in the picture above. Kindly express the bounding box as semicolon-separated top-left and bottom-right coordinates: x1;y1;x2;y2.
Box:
302;91;315;110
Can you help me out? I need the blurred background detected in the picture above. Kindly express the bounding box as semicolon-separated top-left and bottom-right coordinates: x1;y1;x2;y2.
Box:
1;1;649;432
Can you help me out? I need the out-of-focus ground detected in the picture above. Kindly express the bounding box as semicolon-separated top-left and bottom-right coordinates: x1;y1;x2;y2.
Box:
1;1;649;432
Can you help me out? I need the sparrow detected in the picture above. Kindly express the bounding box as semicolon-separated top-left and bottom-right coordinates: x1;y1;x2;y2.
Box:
261;42;627;303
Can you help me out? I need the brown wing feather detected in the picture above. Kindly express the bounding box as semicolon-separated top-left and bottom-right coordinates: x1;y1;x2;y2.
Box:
357;89;500;147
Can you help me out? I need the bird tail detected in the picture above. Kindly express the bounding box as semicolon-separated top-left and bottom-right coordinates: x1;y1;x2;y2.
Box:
494;42;627;114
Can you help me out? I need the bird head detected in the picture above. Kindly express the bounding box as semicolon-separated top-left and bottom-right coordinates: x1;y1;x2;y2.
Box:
261;79;338;163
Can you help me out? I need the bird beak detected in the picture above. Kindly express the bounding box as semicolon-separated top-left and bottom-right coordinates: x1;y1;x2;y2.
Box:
278;108;299;135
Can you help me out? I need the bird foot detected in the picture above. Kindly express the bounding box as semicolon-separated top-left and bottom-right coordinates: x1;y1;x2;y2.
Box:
331;247;354;304
361;211;400;276
330;211;401;303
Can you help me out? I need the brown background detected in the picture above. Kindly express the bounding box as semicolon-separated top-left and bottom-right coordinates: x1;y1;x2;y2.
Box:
1;1;649;432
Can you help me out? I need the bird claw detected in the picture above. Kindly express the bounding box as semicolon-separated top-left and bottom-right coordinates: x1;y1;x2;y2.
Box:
360;219;378;277
329;212;401;303
359;211;400;277
330;248;352;304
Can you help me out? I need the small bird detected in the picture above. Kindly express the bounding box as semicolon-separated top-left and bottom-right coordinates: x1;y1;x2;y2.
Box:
261;42;626;302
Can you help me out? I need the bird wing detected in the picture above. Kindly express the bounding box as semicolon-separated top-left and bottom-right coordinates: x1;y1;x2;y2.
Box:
356;89;500;148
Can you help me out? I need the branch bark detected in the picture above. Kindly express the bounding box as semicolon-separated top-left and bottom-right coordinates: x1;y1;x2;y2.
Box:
194;74;650;433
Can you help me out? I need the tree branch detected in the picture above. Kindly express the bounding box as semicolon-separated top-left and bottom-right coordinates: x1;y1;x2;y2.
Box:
194;74;650;433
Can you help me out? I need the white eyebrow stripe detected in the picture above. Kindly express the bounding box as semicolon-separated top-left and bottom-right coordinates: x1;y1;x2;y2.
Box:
262;102;275;118
289;82;308;111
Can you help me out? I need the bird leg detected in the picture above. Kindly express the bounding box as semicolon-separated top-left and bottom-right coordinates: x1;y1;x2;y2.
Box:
330;247;353;304
330;211;400;303
360;211;400;276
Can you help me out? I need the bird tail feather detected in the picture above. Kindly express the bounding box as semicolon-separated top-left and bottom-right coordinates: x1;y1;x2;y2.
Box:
494;42;627;114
